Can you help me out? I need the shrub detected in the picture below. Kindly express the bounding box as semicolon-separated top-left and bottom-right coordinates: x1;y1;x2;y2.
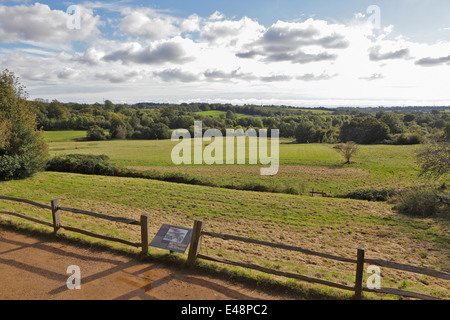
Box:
394;186;440;217
392;133;423;145
0;69;48;181
342;188;396;201
86;125;107;141
46;154;114;175
0;155;21;181
45;154;214;186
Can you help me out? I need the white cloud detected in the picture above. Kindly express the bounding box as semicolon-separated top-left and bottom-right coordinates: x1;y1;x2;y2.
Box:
1;2;450;106
57;68;79;80
119;8;181;40
415;53;450;66
153;68;199;83
0;3;101;44
209;11;225;21
296;72;337;81
71;46;105;65
102;38;194;65
369;46;410;61
236;19;350;65
359;73;384;81
199;16;265;47
95;70;141;83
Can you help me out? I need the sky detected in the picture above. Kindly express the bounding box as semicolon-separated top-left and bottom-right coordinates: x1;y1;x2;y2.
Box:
0;0;449;107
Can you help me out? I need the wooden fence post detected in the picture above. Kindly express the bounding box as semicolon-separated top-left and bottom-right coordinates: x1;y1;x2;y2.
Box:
51;199;61;234
354;245;365;300
140;214;150;255
187;220;204;266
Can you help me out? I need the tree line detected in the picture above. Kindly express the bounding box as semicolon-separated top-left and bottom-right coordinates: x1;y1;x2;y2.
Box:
1;68;449;186
33;99;450;145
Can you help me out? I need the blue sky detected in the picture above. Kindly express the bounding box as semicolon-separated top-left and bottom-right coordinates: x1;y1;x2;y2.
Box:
0;0;449;106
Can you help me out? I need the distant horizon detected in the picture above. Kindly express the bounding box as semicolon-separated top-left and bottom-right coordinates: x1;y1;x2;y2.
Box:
31;97;450;110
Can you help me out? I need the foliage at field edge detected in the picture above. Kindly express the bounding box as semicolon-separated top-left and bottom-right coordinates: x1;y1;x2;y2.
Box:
0;69;48;181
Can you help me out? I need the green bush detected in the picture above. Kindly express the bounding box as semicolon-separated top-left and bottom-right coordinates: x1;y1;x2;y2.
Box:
392;133;423;145
46;154;114;175
45;154;213;186
342;188;396;201
86;125;107;141
394;187;440;217
0;69;48;181
0;155;21;181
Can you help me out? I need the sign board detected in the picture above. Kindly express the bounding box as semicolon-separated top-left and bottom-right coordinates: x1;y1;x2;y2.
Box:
150;224;193;254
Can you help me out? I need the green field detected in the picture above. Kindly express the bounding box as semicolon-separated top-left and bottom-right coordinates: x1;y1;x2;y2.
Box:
0;170;448;299
195;110;252;118
44;131;430;196
43;130;88;143
1;130;448;299
194;109;332;118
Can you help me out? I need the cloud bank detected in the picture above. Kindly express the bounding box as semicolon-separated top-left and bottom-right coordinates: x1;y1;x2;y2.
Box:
0;2;449;106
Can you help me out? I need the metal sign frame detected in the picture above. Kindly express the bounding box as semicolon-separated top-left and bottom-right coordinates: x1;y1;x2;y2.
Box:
150;224;193;254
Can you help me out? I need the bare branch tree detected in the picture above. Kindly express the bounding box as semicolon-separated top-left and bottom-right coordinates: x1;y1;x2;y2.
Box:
334;141;359;164
416;137;450;178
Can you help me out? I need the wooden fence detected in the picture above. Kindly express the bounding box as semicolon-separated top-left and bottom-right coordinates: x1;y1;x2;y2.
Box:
186;221;450;300
0;196;150;254
310;189;328;197
1;196;449;300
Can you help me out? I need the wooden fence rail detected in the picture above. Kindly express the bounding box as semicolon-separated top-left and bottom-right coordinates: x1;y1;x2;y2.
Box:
0;196;148;253
1;196;448;300
189;221;449;301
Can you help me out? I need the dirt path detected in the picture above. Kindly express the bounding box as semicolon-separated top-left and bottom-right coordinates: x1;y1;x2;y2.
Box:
0;227;291;300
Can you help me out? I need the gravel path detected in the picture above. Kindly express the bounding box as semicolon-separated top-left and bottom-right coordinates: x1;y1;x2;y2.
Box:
0;227;289;300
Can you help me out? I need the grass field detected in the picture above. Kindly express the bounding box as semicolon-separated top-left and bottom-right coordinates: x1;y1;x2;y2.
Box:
1;130;448;299
194;109;333;119
0;171;448;299
195;110;251;118
43;130;87;143
43;131;432;196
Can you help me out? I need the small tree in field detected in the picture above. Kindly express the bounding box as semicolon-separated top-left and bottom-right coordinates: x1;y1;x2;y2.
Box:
334;141;359;164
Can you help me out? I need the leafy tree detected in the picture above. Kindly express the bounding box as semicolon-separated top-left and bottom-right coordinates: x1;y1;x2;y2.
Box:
341;117;390;144
379;113;405;134
47;100;66;119
109;113;127;139
104;99;114;112
226;110;236;120
295;120;316;143
359;118;390;144
86;125;107;141
444;122;450;139
339;119;363;143
0;69;48;180
151;122;171;140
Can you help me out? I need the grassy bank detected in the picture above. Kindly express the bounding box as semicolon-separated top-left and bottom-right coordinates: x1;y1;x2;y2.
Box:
0;171;448;299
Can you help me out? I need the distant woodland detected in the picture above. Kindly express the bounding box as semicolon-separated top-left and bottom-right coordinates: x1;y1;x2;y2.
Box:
33;99;450;144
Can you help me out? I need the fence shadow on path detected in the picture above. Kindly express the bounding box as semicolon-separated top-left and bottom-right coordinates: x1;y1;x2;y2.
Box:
0;226;273;300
